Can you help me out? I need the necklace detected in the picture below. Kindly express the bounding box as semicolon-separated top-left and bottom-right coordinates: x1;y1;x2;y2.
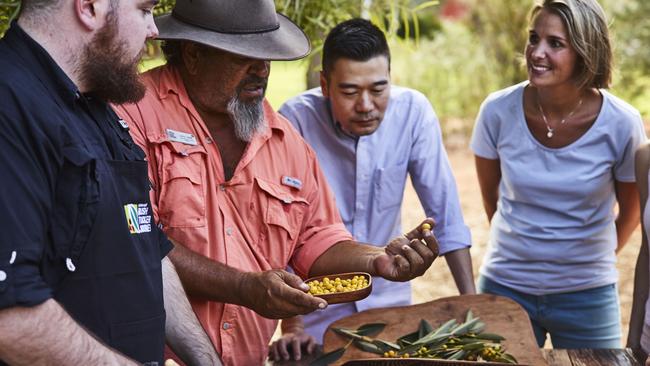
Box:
536;95;583;138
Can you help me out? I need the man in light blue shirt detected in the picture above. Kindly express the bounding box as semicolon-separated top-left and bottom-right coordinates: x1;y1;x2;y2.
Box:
268;18;474;361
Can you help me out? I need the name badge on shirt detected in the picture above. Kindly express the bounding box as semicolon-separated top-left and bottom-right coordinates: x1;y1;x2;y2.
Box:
282;176;302;190
166;129;197;146
117;118;129;130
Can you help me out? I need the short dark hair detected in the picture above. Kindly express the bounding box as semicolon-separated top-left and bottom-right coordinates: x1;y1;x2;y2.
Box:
322;18;390;77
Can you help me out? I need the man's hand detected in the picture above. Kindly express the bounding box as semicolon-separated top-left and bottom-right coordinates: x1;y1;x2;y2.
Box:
373;218;439;281
238;270;327;319
268;329;317;361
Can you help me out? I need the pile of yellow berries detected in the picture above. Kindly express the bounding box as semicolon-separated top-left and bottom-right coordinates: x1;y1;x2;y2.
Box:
307;275;369;295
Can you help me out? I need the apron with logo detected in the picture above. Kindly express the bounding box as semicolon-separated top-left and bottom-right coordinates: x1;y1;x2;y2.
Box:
44;114;166;364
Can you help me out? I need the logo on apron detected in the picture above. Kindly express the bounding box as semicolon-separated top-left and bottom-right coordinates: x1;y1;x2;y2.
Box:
124;203;153;234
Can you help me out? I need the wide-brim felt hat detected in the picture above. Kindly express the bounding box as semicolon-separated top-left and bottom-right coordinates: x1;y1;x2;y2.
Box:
155;0;310;61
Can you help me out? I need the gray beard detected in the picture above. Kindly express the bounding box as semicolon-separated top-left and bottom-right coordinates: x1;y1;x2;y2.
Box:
227;97;266;142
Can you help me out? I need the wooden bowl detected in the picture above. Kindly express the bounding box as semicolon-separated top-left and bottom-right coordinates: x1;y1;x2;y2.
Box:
343;359;524;366
305;272;372;304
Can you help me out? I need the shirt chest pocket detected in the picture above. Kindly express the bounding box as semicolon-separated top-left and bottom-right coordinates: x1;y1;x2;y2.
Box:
374;162;408;212
153;139;207;228
48;146;100;281
254;178;309;268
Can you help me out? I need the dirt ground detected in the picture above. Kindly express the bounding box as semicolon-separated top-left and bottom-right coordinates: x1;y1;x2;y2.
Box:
405;144;642;347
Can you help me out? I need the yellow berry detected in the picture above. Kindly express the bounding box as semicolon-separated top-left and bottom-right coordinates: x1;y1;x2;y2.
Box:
421;223;432;231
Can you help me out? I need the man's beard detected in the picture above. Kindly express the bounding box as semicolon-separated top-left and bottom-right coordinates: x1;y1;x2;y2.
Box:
227;76;267;142
78;9;146;104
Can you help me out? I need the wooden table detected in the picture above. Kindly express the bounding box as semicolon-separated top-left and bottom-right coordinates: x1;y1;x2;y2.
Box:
268;295;646;365
542;348;642;366
269;348;644;366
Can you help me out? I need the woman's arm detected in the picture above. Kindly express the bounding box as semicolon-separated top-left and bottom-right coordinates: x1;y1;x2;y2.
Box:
615;180;641;253
627;143;650;351
474;156;501;223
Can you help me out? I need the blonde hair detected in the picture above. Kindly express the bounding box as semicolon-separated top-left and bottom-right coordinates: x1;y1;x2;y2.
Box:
530;0;612;89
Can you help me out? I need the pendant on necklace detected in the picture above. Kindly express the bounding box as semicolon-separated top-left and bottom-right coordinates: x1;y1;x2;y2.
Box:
547;131;553;138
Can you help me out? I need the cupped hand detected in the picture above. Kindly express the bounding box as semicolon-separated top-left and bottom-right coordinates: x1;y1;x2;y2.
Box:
268;329;317;361
373;218;439;281
239;269;327;319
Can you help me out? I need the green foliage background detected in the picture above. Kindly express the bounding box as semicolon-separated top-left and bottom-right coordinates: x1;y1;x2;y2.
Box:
3;0;650;123
0;0;19;35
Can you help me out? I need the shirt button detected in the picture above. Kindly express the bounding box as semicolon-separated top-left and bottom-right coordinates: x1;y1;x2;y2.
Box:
219;184;226;191
226;227;233;236
223;322;231;330
66;258;76;272
206;137;213;144
0;270;6;281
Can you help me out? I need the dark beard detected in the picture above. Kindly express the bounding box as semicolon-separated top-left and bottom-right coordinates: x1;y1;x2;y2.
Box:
78;9;146;104
227;76;267;142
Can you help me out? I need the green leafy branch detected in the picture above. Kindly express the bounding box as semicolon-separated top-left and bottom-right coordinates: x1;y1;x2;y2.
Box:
311;310;518;365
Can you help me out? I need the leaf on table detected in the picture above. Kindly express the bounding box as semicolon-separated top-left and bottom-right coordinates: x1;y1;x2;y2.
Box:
469;320;486;334
450;317;481;335
397;330;419;346
372;339;401;351
418;319;434;338
332;327;362;340
477;332;505;342
496;353;518;364
356;322;386;337
354;340;385;354
465;309;474;322
309;347;345;366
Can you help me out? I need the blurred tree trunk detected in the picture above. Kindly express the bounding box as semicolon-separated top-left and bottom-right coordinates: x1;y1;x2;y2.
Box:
466;0;529;86
306;49;322;90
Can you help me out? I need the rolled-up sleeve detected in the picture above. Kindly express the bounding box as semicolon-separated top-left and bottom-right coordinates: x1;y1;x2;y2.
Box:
290;148;353;278
408;99;471;255
0;111;54;309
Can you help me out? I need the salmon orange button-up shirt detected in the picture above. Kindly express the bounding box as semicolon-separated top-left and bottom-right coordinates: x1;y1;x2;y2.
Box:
114;65;353;365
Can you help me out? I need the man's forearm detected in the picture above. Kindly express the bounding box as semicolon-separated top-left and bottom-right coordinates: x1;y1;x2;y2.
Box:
168;241;250;305
308;240;383;277
0;299;136;366
162;257;222;366
444;248;476;294
169;240;327;319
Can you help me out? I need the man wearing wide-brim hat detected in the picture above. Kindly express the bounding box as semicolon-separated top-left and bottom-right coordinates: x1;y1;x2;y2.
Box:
115;0;441;364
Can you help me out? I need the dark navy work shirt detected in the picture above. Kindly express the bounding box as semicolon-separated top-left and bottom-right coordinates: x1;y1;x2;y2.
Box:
0;23;172;310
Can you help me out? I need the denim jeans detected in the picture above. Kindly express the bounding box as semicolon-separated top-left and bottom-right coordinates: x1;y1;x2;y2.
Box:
478;275;621;348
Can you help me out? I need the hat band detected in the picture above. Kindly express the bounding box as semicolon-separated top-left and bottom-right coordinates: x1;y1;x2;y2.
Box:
171;10;280;34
